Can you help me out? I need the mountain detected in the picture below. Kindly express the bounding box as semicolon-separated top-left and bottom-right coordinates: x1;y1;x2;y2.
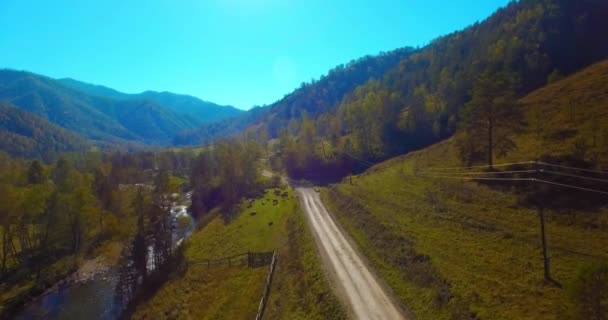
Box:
58;77;130;100
178;0;608;154
248;0;608;181
58;78;243;125
322;57;608;320
0;70;198;145
0;102;90;158
173;47;416;145
138;91;243;124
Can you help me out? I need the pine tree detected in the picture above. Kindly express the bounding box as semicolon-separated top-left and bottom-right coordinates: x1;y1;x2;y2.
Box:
27;160;44;185
459;70;524;168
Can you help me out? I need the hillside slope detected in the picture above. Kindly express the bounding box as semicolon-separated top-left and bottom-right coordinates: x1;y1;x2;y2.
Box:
322;59;608;319
173;48;415;145
0;102;90;158
0;70;197;145
59;78;243;125
176;0;608;153
508;59;608;166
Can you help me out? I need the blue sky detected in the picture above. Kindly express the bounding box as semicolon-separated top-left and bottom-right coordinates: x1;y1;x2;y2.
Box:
0;0;510;110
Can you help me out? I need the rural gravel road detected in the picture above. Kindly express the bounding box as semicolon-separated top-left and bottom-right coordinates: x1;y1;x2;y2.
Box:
297;188;408;320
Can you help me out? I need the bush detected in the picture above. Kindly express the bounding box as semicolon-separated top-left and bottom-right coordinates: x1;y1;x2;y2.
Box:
270;175;282;188
571;263;608;320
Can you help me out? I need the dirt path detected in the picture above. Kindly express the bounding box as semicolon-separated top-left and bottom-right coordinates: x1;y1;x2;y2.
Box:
297;188;408;320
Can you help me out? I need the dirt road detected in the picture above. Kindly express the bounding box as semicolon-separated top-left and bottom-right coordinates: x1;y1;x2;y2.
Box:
297;188;408;320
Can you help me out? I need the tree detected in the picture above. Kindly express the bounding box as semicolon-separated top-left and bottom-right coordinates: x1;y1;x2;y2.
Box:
17;183;53;260
346;88;379;158
0;184;22;274
27;160;44;185
52;157;75;192
299;113;317;158
459;70;523;168
149;170;174;269
132;187;148;280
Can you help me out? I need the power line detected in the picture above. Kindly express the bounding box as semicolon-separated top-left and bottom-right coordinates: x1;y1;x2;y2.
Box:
425;161;608;176
424;161;535;171
540;169;608;184
537;161;608;175
419;174;608;196
534;179;608;196
414;161;607;285
418;170;536;176
419;175;534;182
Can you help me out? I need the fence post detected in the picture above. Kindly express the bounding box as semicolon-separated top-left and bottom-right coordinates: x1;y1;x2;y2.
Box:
255;250;277;320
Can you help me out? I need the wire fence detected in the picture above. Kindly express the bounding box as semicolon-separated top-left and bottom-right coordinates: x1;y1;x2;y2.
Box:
189;251;274;269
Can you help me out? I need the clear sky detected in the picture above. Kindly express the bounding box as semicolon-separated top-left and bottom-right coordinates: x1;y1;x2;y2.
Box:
0;0;510;110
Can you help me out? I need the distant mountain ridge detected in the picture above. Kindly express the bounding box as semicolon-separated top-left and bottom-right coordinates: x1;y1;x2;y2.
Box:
0;69;198;145
0;102;90;158
58;78;244;124
0;69;244;150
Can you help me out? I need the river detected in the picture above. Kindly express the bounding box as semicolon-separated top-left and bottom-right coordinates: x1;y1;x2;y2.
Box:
14;200;194;320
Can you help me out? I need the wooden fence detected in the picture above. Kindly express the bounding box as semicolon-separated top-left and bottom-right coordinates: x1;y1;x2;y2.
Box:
255;250;277;320
190;251;274;269
188;250;278;320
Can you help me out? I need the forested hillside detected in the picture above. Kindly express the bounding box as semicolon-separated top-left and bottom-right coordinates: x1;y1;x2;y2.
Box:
59;78;243;125
321;57;608;320
0;70;198;145
0;103;90;159
173;47;415;145
269;0;608;181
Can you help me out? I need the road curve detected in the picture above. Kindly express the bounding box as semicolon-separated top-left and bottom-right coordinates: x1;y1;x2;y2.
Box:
296;188;407;320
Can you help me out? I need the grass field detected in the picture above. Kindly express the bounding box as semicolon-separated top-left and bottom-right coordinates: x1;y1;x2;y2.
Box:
132;186;344;319
322;60;608;320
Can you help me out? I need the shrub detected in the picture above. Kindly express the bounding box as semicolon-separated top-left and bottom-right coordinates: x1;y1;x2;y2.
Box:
571;263;608;320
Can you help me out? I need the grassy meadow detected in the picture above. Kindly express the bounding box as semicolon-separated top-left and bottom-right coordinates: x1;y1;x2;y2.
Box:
132;186;344;319
321;60;608;320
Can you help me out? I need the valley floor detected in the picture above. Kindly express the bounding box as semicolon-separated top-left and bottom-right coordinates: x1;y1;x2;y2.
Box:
132;187;344;319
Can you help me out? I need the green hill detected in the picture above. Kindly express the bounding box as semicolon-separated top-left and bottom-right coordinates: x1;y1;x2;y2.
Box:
321;58;608;320
507;59;608;167
173;47;415;145
58;78;243;125
0;102;90;158
138;91;243;124
176;0;608;153
0;70;197;145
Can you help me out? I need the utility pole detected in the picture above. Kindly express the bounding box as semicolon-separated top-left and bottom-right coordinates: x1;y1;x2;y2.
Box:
536;162;552;284
538;197;551;282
